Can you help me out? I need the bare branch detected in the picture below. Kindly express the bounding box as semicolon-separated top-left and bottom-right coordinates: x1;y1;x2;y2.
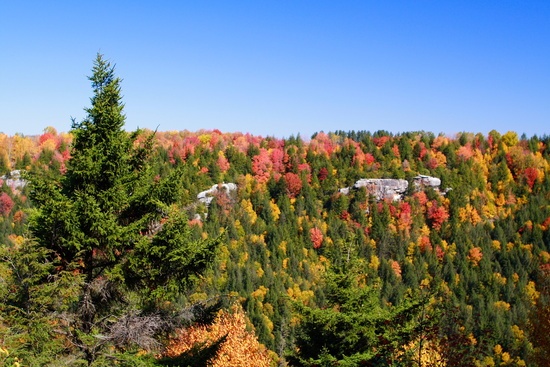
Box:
102;311;169;351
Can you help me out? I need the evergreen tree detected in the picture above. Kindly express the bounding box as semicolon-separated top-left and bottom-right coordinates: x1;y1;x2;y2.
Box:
288;264;431;367
8;54;220;366
529;268;550;366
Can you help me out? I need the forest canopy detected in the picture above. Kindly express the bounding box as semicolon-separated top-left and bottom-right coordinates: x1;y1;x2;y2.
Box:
1;55;550;366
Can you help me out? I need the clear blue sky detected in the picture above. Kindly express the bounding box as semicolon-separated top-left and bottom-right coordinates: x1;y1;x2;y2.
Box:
1;1;549;139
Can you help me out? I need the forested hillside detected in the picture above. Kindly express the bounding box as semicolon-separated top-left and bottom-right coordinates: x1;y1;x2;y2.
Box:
1;60;550;366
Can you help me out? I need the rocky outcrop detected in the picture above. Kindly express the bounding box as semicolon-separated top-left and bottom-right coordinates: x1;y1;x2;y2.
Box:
339;175;445;201
0;170;27;189
197;182;237;206
413;175;441;189
352;178;408;201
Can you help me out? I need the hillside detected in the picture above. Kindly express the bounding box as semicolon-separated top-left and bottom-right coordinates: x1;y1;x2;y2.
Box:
1;126;549;366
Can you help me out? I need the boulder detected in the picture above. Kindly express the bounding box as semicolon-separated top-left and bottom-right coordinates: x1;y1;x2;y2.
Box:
413;175;441;188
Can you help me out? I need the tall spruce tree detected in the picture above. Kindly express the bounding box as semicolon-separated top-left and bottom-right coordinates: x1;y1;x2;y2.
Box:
19;54;219;366
287;263;435;367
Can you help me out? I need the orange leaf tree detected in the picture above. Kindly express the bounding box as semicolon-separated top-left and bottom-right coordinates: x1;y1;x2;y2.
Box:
165;304;273;367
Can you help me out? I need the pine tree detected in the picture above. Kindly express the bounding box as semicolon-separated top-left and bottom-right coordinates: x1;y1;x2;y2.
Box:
14;54;219;365
288;264;432;366
529;267;550;366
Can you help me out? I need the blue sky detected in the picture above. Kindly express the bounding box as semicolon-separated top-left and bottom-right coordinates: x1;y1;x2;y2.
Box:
1;1;549;139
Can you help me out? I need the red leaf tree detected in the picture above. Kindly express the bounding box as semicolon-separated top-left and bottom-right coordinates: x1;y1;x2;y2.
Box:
251;148;273;184
0;192;14;216
523;167;538;189
284;172;303;198
427;200;449;230
310;227;324;249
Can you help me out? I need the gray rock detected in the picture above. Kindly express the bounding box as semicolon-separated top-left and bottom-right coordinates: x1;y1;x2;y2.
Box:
338;175;447;201
197;182;237;206
352;178;409;201
413;175;441;188
0;170;27;189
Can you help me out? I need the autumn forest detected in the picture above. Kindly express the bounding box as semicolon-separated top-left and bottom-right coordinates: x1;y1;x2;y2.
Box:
1;55;550;366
